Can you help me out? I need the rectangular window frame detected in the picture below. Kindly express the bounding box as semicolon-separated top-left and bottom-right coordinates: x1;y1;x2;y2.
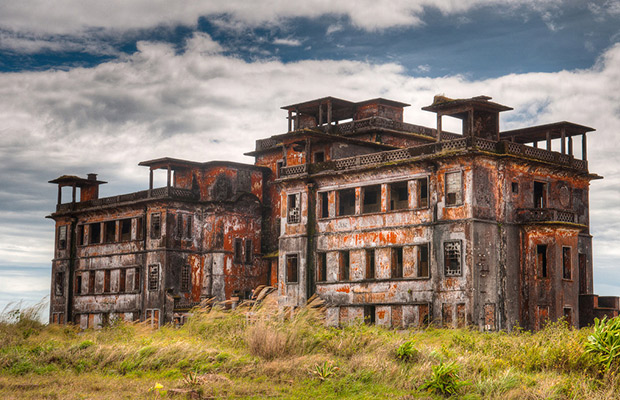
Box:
181;264;191;292
318;191;329;219
104;220;116;244
150;213;161;239
234;238;243;263
562;246;572;280
120;218;132;242
417;243;430;278
444;240;462;277
244;239;253;264
337;188;356;216
286;254;299;284
57;225;67;250
89;222;101;245
537;244;548;278
54;271;64;297
361;185;381;214
416;177;429;209
339;250;350;281
389;181;409;211
391;247;403;278
366;249;375;279
148;264;159;291
445;171;463;206
287;193;301;224
316;252;327;282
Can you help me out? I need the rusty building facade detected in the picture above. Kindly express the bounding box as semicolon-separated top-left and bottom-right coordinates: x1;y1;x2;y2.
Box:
49;94;616;330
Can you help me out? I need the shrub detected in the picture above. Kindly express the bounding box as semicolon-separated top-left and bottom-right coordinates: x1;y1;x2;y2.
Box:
585;316;620;371
420;361;468;396
311;361;339;382
396;340;418;362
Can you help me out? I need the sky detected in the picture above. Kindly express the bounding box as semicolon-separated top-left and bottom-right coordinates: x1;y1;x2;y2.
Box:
1;0;620;319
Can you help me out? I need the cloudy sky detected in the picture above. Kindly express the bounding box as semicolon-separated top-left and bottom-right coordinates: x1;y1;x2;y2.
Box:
1;0;620;318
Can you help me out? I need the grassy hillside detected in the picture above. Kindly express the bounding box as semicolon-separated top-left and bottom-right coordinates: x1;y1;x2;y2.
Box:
1;295;619;399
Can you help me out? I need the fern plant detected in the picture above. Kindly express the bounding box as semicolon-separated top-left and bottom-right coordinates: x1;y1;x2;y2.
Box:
396;340;418;361
420;361;467;396
585;316;620;371
311;361;339;382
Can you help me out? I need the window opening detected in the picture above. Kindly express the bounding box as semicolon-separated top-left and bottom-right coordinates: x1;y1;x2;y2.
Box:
234;239;243;263
245;239;253;264
150;213;161;239
120;219;132;241
134;268;141;292
88;271;95;294
389;181;409;210
287;193;301;223
104;270;111;292
417;178;428;208
418;244;429;278
177;214;184;238
104;220;116;243
563;247;572;280
316;252;327;282
444;241;462;276
286;254;299;283
77;225;84;246
533;181;546;208
119;269;126;292
362;185;381;214
181;264;191;292
185;215;193;238
148;265;159;291
90;223;101;244
75;274;82;294
313;151;325;163
392;247;403;278
54;271;64;297
511;182;519;194
136;217;144;240
57;225;67;250
339;251;350;281
364;305;376;325
445;171;462;206
337;188;356;216
319;192;329;218
366;249;375;279
537;244;548;278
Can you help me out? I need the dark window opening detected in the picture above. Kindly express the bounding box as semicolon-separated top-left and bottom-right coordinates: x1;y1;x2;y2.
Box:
104;270;110;292
444;241;462;276
338;188;356;216
120;219;132;242
339;251;350;281
417;178;428;208
234;239;243;263
77;225;84;246
181;264;191;292
286;254;298;283
148;265;159;291
390;181;409;210
445;171;462;206
75;274;82;295
287;193;301;223
313;151;325;163
57;225;67;250
88;271;95;294
512;181;519;194
319;192;329;218
177;214;184;238
104;221;116;243
563;307;572;326
185;215;193;238
90;223;101;244
119;269;126;293
150;213;161;239
245;239;253;264
276;160;284;178
54;272;64;297
366;249;375;279
563;247;572;280
136;217;144;240
418;244;429;278
534;181;546;208
364;305;376;325
317;252;327;282
391;247;403;278
134;268;141;292
537;244;548;278
362;185;381;214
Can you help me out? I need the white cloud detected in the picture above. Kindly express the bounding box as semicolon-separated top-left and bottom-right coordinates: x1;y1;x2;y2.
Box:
1;33;620;308
273;37;302;46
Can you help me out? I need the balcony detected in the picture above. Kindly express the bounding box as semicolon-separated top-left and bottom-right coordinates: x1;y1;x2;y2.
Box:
515;208;577;225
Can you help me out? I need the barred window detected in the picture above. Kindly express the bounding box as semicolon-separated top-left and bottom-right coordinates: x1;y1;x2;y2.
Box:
181;264;191;292
444;241;462;276
150;213;161;239
54;271;64;297
57;225;67;250
148;264;159;291
287;193;301;224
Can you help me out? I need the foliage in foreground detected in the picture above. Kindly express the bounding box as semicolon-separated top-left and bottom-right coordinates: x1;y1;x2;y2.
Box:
586;316;620;372
2;297;620;399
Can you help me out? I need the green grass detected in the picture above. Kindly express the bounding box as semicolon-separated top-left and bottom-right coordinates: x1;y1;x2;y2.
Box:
2;297;620;399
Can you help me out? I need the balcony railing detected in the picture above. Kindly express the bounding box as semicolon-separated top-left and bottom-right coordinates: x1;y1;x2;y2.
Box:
55;187;198;213
278;137;588;178
515;208;577;224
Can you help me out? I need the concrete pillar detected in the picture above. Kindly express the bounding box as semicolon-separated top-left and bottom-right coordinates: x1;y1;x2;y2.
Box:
72;183;76;203
546;131;551;151
437;114;442;142
568;135;573;156
533;141;537;148
582;133;587;161
561;128;566;154
327;101;332;125
57;186;62;204
288;110;292;132
318;103;323;126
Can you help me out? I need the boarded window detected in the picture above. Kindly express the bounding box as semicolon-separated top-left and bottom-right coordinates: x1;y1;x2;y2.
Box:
136;217;144;240
88;271;95;294
90;223;101;244
366;249;375;279
119;269;126;293
444;241;462;276
54;271;64;297
445;171;462;206
57;225;67;250
417;178;428;208
319;192;329;218
104;270;111;292
75;274;82;294
533;181;546;208
120;219;132;241
286;254;298;283
134;268;141;292
181;264;191;292
150;213;161;239
418;244;429;278
104;221;116;243
391;247;403;278
362;185;381;214
234;239;243;263
563;247;572;280
389;181;409;210
337;189;356;216
287;193;301;223
148;265;159;291
339;251;350;281
537;245;548;278
316;252;327;282
245;239;253;264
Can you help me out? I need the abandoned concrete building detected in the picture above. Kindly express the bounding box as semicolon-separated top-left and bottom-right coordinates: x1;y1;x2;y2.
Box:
48;94;618;331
